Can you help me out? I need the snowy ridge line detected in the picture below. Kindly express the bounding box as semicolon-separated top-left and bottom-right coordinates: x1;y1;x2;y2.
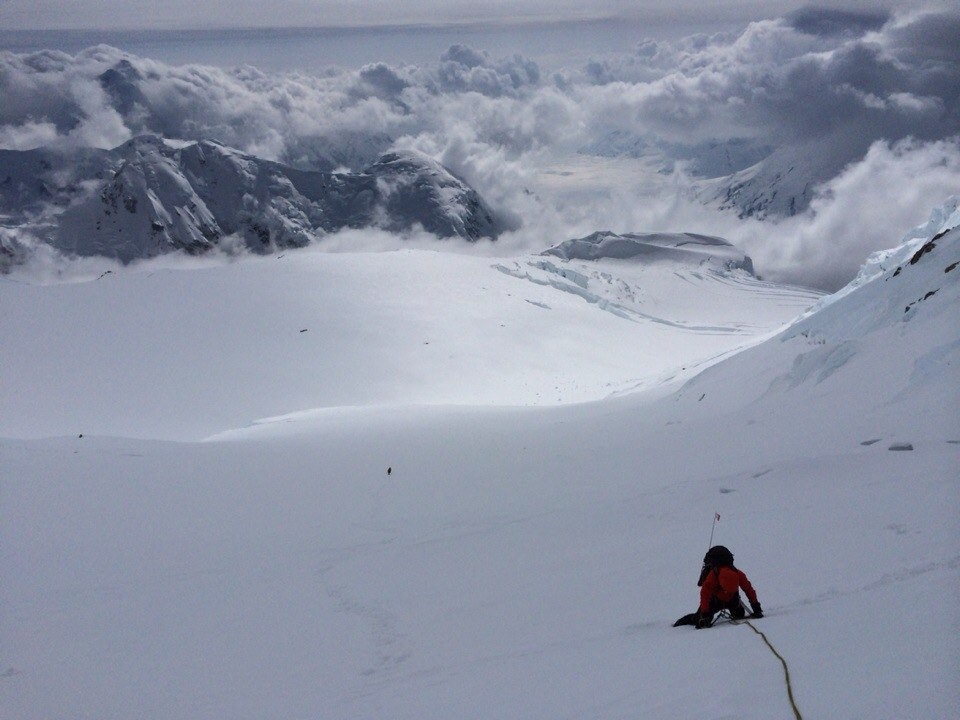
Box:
673;207;960;417
791;197;960;322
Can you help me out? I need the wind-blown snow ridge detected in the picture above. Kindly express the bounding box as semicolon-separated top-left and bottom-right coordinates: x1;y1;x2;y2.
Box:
675;200;960;414
797;197;960;317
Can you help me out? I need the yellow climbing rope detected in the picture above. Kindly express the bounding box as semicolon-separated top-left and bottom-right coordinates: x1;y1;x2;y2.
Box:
725;613;804;720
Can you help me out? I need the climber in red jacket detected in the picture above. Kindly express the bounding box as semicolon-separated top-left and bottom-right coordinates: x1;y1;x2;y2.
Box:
673;545;763;628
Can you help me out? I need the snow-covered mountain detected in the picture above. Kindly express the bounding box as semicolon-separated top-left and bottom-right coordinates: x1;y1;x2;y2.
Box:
674;200;960;417
1;206;957;719
572;136;822;220
0;135;500;266
699;143;835;219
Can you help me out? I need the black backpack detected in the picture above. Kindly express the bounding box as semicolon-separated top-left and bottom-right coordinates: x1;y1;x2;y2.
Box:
697;545;735;586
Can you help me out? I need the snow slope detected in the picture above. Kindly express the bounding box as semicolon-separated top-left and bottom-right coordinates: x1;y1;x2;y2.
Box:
1;213;958;719
0;247;817;440
698;143;824;218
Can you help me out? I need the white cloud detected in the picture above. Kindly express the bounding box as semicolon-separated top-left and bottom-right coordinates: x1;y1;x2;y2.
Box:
736;137;960;290
64;77;131;148
0;119;59;149
0;6;957;289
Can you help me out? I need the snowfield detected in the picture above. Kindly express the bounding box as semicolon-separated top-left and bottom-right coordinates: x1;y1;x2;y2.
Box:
0;243;818;440
1;213;958;719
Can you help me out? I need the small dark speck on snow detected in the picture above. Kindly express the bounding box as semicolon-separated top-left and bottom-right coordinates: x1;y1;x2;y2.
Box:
860;438;881;446
888;443;914;451
299;329;308;333
945;262;958;273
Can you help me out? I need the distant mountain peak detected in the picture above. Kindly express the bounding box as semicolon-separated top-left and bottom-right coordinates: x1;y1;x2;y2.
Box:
365;149;500;241
0;135;502;268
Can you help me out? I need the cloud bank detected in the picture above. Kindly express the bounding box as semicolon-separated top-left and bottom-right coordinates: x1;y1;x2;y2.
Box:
1;6;958;289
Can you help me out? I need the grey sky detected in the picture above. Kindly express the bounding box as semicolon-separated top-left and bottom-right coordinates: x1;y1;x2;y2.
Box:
0;0;916;30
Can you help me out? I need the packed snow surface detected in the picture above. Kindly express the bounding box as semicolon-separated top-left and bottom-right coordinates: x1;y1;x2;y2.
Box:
2;215;958;719
0;249;817;440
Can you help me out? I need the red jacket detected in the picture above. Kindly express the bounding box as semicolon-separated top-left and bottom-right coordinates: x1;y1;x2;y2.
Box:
700;566;758;612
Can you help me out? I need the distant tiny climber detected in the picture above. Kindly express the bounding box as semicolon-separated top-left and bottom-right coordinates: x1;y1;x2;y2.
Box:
387;467;392;476
673;545;763;628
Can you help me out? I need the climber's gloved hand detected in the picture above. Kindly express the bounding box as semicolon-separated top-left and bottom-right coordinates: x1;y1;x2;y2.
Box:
750;601;763;619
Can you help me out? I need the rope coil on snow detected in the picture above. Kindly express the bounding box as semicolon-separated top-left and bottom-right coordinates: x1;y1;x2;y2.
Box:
720;611;803;720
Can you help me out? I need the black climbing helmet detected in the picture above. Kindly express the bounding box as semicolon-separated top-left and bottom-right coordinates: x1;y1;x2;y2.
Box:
703;545;734;568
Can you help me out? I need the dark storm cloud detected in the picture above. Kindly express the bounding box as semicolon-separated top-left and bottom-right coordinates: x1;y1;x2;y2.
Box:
567;2;960;230
785;7;888;37
434;45;540;97
5;9;954;170
355;63;412;98
881;8;960;64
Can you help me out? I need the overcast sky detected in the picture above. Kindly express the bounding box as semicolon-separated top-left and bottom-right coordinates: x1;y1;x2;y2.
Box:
0;0;919;30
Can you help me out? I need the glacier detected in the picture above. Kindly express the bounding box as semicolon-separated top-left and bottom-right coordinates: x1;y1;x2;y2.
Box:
0;205;957;719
